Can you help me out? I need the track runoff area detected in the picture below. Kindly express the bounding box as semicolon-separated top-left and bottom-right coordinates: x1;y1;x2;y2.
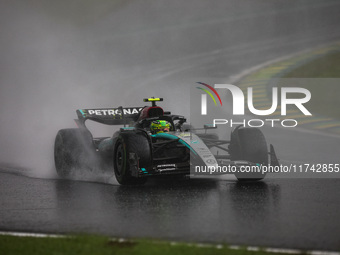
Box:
0;231;339;255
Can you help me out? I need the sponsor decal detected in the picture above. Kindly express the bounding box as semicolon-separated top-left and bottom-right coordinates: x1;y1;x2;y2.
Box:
86;108;142;116
206;159;216;164
197;147;210;152
157;164;177;172
179;132;191;137
157;164;176;168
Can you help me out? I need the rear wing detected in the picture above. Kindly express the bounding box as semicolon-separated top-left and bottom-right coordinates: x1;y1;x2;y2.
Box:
76;107;143;126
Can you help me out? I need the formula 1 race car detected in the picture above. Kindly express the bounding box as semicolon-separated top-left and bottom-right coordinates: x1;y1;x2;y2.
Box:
54;97;279;184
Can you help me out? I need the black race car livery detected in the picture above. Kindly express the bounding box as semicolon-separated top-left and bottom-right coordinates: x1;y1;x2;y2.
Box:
54;97;279;184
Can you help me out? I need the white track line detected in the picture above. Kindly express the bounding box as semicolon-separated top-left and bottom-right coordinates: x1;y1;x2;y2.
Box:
0;231;63;238
228;40;340;140
0;231;339;255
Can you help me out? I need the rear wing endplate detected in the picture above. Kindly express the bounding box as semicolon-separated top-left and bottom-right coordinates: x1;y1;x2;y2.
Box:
76;107;143;126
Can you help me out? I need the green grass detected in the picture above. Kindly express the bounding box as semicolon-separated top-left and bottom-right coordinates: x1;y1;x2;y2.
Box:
0;234;284;255
282;51;340;119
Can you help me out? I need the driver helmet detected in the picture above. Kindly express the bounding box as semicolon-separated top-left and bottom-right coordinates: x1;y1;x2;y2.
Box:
150;120;172;134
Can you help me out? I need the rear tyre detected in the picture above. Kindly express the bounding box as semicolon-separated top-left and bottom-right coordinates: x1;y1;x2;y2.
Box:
113;133;150;185
230;127;268;181
54;128;94;179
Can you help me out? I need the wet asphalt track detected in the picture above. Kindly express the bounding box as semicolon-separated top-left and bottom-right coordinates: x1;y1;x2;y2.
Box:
1;173;340;250
1;0;340;251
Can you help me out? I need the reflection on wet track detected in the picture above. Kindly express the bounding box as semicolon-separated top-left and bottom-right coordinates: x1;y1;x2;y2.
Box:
1;172;340;250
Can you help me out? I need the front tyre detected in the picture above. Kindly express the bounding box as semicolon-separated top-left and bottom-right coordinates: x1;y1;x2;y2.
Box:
113;133;150;185
230;127;268;181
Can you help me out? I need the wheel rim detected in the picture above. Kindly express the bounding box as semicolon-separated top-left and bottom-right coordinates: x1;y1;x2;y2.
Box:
115;143;124;177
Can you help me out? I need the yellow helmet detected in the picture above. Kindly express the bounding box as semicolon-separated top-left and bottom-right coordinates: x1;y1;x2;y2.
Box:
150;120;171;134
